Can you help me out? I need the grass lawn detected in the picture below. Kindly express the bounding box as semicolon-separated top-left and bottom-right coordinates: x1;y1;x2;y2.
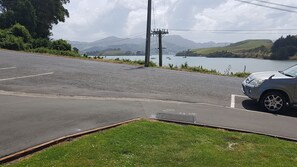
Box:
3;120;297;167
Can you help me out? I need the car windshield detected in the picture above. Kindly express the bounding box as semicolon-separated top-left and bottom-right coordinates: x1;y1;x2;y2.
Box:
280;64;297;77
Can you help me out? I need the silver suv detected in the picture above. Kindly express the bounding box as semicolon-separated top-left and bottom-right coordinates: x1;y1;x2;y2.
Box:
242;64;297;112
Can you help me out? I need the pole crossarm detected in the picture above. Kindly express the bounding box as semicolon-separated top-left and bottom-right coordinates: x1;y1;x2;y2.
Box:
152;29;169;67
152;29;169;36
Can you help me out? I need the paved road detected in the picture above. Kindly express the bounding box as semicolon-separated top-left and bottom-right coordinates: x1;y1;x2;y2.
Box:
0;50;243;106
1;50;297;159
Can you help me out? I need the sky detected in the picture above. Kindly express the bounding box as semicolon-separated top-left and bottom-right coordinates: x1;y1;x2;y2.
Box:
52;0;297;43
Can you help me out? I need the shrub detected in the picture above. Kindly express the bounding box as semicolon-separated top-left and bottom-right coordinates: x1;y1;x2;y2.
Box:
29;47;81;57
32;38;52;49
73;47;79;53
0;33;26;50
51;39;71;51
9;23;32;43
181;62;188;69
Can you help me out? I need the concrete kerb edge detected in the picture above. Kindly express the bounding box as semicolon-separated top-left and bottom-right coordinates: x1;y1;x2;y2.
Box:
150;118;297;143
2;118;297;165
0;118;142;164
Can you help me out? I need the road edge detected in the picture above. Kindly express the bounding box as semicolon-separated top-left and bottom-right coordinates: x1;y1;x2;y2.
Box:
0;118;141;164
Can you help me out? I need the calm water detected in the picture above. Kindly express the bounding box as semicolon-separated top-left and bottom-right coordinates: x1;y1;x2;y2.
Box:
104;55;297;73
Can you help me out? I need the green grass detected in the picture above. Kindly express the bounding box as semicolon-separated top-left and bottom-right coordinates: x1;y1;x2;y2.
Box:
194;39;273;55
165;63;251;78
4;120;297;167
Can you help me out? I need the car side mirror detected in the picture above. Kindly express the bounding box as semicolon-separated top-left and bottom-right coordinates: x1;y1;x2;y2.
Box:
269;74;275;79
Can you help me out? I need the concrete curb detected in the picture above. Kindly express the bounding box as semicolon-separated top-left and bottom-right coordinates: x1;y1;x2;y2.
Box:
152;118;297;142
0;118;141;164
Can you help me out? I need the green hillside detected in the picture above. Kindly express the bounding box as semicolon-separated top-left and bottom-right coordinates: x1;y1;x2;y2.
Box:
177;39;273;58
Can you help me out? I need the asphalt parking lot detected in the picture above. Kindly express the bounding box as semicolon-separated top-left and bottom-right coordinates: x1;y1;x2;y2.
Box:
1;50;297;162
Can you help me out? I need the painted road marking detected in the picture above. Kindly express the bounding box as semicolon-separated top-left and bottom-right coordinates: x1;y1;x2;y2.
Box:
230;94;248;108
0;67;16;70
0;72;54;82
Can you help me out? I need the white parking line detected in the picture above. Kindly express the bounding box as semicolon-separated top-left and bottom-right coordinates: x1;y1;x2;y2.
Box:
231;95;236;108
0;72;54;82
0;67;16;70
230;94;248;108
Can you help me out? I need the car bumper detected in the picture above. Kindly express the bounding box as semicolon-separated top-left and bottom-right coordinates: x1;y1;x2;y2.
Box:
242;82;261;101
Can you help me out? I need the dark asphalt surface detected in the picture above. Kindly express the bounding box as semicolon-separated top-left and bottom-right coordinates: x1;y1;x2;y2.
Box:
1;50;297;159
0;50;243;106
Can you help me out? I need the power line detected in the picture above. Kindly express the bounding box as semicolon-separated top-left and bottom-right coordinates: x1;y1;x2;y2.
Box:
169;28;297;33
254;0;297;10
235;0;297;14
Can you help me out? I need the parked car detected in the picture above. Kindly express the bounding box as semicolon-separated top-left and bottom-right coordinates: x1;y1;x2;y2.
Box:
242;64;297;112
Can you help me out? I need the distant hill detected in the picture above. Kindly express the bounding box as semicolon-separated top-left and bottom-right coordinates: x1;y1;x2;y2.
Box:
177;39;273;58
69;35;228;55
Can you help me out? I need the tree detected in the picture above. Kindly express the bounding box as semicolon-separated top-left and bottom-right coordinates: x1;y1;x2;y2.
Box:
73;47;79;53
31;0;70;38
0;0;36;34
0;0;69;38
271;35;297;60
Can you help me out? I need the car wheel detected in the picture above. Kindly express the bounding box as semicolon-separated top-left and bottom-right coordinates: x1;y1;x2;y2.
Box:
260;91;288;113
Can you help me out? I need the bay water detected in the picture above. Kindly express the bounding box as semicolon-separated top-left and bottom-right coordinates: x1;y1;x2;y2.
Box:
104;55;297;73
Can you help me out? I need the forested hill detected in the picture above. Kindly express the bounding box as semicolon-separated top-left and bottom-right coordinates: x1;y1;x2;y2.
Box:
177;35;297;60
270;35;297;60
176;40;273;59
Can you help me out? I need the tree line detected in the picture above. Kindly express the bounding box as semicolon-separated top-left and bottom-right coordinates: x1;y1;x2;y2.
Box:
271;35;297;60
0;0;79;56
177;35;297;60
0;0;69;38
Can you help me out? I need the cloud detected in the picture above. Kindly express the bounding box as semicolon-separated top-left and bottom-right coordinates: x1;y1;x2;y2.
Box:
182;0;297;42
52;0;297;42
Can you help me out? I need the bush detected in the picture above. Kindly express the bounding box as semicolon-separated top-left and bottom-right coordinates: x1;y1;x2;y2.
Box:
0;29;26;50
29;47;81;57
9;23;32;43
181;62;188;69
32;38;52;49
51;39;71;51
73;47;79;53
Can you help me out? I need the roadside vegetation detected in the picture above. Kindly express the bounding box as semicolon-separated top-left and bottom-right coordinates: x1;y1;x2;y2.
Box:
4;120;297;167
0;0;79;57
83;58;250;78
0;24;80;57
166;62;250;78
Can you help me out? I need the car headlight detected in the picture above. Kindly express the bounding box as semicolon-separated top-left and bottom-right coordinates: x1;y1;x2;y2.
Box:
249;78;264;87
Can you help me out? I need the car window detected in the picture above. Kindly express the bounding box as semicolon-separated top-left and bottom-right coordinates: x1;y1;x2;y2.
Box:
281;65;297;78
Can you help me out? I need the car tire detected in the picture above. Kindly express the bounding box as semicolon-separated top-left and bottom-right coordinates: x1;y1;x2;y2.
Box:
260;91;289;113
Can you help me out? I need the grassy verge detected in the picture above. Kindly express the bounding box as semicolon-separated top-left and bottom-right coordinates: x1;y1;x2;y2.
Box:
28;48;81;57
165;62;250;78
4;120;297;167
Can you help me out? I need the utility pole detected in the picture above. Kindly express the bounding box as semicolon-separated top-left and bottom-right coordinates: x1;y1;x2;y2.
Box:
152;29;169;67
145;0;152;67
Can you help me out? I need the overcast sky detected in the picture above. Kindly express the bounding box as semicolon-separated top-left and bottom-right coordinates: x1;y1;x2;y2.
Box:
52;0;297;43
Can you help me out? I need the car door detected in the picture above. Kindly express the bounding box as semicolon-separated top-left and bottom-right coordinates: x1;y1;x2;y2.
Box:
295;78;297;103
